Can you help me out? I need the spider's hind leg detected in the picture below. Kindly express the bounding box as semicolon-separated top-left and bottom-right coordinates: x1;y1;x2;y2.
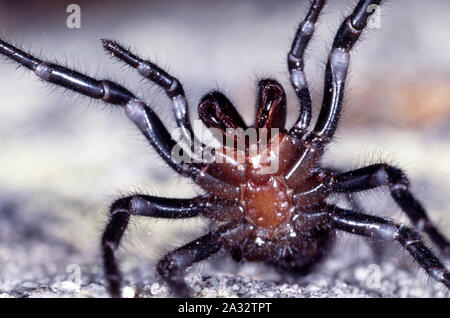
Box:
329;206;450;289
331;163;450;256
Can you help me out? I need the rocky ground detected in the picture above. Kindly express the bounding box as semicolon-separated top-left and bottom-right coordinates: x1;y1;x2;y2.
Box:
0;176;449;298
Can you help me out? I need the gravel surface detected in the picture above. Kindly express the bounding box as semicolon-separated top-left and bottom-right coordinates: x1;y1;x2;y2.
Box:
0;187;448;298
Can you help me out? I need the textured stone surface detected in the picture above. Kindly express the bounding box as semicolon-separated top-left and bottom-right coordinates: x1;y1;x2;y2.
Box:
0;189;448;298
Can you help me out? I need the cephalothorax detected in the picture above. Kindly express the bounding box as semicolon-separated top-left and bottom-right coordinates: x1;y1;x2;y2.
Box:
1;0;449;297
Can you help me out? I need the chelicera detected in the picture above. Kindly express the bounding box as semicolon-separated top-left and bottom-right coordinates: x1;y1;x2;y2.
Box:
1;0;449;297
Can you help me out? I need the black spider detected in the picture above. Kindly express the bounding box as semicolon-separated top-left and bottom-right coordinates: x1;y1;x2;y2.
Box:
1;0;449;298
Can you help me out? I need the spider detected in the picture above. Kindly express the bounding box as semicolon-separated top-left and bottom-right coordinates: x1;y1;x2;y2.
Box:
1;0;449;298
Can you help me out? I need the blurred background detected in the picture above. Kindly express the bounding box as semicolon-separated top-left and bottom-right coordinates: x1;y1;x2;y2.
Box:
0;0;449;297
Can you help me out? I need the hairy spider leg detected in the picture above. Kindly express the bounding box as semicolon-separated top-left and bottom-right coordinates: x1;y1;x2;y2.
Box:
288;0;326;136
157;220;242;297
321;167;388;259
328;206;450;289
102;39;192;135
102;194;243;297
331;164;450;255
285;0;382;187
101;39;204;159
0;39;240;200
313;0;381;138
0;39;185;173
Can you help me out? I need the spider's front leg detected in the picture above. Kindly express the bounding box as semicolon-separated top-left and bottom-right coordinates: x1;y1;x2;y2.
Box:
313;0;381;138
328;206;450;289
286;0;382;185
330;164;450;255
101;39;190;131
288;0;326;136
0;38;188;175
101;39;204;157
0;38;241;200
102;194;242;297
